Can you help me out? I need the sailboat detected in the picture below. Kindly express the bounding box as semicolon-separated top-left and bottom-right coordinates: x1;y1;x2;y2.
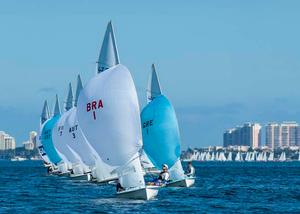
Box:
278;152;286;162
268;152;274;161
63;75;107;182
250;152;256;161
244;152;250;162
76;21;158;200
218;152;226;161
37;100;53;167
205;152;211;161
235;152;243;162
298;151;300;161
52;83;90;179
40;95;68;174
141;64;195;188
262;152;267;162
257;152;265;162
226;152;232;161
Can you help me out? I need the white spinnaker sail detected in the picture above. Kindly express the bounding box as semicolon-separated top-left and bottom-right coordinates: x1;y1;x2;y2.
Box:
77;64;144;188
64;107;97;167
52;111;80;166
64;107;116;180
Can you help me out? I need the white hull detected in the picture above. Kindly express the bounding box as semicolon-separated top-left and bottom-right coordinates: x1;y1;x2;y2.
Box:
70;173;88;180
117;186;159;200
167;177;195;187
96;177;118;184
57;171;70;176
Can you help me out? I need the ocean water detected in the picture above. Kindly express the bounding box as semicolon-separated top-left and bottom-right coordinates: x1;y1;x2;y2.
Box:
0;161;299;214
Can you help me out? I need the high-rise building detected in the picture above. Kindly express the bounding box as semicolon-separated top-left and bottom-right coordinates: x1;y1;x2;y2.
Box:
223;123;261;148
266;122;300;149
0;131;16;150
251;123;262;148
223;129;234;147
266;123;280;149
23;131;37;150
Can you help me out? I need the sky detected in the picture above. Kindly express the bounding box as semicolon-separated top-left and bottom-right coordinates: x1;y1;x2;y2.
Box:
1;0;300;148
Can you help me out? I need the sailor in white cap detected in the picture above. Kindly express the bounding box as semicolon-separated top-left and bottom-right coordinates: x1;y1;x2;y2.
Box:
157;164;170;183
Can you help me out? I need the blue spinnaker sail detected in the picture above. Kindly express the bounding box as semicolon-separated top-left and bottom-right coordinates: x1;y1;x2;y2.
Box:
40;115;62;164
141;95;181;169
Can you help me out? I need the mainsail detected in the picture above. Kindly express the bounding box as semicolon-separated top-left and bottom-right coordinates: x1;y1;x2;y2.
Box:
74;75;83;107
97;21;120;73
65;83;74;111
40;100;50;125
147;64;162;103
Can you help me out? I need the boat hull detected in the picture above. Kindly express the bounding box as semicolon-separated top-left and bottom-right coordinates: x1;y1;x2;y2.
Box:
70;173;88;180
117;186;159;200
167;177;195;187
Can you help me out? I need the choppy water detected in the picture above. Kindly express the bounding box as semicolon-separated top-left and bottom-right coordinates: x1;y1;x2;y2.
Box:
0;161;299;213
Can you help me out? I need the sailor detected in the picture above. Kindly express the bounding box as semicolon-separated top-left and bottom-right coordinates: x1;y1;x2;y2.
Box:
185;161;195;176
116;181;125;192
157;164;170;183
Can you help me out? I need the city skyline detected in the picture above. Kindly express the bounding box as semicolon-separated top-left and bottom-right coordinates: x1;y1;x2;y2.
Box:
1;1;300;148
224;121;300;149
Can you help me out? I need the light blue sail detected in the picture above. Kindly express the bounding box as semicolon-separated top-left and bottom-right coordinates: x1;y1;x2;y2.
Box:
141;95;181;169
40;115;62;164
40;95;62;164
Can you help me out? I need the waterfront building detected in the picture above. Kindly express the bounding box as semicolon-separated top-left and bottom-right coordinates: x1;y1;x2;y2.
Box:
223;123;261;148
23;131;37;150
265;123;280;149
0;131;16;150
266;122;300;149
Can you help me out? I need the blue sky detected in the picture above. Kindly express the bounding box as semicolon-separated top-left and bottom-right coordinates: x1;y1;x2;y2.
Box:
1;0;300;148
